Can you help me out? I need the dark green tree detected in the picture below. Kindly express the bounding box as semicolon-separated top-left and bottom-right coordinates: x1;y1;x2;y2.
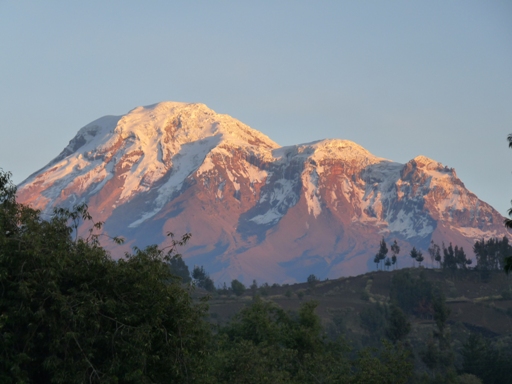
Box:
192;265;215;292
428;240;442;268
218;281;229;295
442;242;457;271
442;242;472;278
460;333;512;383
231;279;246;296
420;338;440;376
378;237;388;270
168;253;191;283
385;305;411;344
307;273;319;286
250;279;258;296
0;170;210;383
374;254;380;270
454;245;470;270
259;282;270;296
359;303;388;343
430;289;454;380
390;239;400;269
461;334;487;379
418;290;455;382
416;250;424;267
474;237;512;271
390;270;436;318
351;341;413;384
211;297;353;383
410;247;419;267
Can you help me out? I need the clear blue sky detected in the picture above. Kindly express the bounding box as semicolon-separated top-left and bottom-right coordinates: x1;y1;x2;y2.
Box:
1;1;511;215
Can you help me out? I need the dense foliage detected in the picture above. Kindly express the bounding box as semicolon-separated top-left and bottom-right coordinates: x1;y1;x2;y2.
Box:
473;237;511;271
0;171;210;383
0;170;415;383
208;298;413;384
192;265;215;292
461;333;512;383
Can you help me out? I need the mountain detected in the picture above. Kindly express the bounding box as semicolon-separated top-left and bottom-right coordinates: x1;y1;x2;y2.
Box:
17;102;508;284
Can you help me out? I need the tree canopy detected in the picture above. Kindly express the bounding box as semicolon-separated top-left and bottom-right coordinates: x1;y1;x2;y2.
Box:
0;170;210;383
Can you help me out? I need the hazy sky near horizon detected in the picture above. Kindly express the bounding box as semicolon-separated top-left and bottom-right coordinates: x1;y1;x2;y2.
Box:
1;1;511;215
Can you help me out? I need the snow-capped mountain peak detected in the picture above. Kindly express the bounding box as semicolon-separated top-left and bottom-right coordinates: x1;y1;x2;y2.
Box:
19;102;279;217
16;102;507;284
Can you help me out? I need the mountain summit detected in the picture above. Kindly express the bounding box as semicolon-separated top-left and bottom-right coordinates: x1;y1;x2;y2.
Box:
17;102;507;284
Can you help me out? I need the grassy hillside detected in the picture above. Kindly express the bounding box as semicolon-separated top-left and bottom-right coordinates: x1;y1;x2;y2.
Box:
203;267;512;383
207;268;512;337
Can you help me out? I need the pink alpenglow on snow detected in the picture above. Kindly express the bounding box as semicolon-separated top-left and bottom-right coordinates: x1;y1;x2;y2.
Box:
17;102;508;284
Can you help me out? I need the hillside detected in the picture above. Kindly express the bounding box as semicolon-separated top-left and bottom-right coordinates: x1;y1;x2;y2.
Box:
207;268;512;336
196;267;512;382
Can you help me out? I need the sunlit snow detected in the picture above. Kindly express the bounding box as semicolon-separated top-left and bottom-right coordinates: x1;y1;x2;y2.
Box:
18;101;506;248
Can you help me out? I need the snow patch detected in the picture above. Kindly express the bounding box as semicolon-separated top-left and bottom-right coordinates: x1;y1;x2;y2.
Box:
250;178;299;225
455;227;500;240
387;209;434;238
302;168;322;217
128;139;218;227
216;180;226;200
225;169;240;192
250;209;284;225
197;155;216;175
